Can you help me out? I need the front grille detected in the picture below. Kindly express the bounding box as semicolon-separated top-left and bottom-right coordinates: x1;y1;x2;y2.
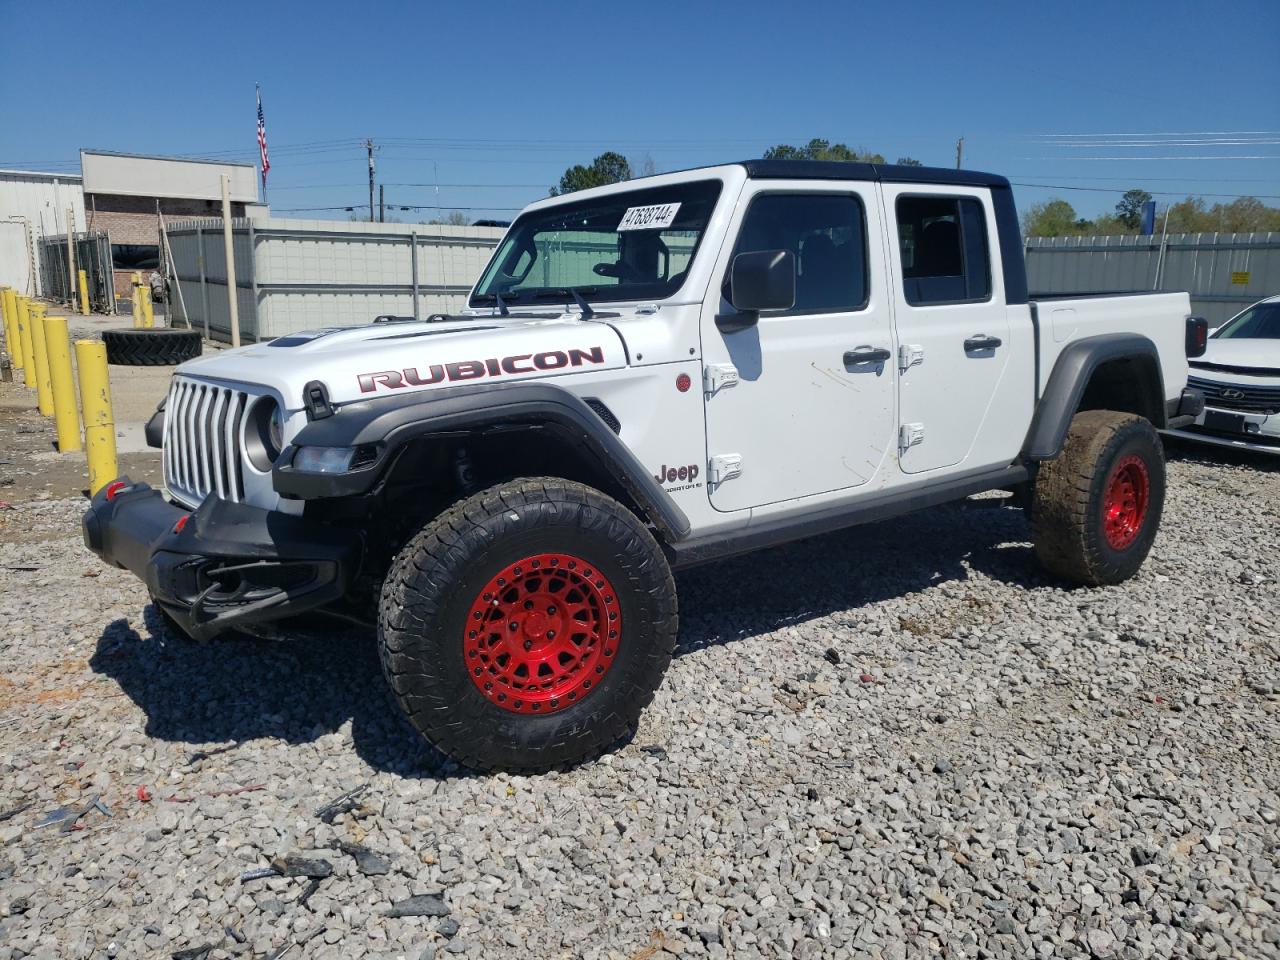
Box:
1188;376;1280;416
163;378;249;505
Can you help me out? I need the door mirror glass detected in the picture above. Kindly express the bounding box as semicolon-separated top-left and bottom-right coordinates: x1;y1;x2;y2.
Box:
729;250;796;314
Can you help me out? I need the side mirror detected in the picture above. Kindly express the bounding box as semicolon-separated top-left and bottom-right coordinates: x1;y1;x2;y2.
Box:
1185;316;1209;358
720;250;795;332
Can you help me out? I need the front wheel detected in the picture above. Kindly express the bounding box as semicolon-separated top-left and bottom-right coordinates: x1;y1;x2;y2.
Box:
378;478;678;772
1032;410;1166;585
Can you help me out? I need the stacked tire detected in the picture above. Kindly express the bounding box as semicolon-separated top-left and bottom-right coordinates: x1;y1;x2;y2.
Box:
102;329;202;366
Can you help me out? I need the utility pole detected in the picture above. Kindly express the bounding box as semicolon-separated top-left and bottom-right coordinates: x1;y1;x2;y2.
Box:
955;136;965;170
379;184;385;223
366;138;376;223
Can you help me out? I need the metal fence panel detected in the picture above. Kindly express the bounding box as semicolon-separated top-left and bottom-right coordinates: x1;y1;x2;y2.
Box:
1026;232;1279;325
166;218;505;341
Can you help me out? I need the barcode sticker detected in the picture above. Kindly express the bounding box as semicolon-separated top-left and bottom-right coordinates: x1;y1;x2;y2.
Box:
617;203;681;231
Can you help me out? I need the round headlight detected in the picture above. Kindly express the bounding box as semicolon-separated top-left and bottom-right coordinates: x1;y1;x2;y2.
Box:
244;397;284;472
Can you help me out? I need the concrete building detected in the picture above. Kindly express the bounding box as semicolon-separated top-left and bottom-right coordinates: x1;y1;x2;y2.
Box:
0;169;86;295
81;150;262;297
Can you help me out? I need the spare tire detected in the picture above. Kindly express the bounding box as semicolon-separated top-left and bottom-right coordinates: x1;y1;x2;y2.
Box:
102;329;203;366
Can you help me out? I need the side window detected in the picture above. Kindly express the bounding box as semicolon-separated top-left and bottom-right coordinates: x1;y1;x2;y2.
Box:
896;196;991;305
731;194;868;314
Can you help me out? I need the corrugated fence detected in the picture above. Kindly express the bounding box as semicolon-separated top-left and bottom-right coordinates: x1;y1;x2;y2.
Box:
166;218;506;341
1025;232;1278;326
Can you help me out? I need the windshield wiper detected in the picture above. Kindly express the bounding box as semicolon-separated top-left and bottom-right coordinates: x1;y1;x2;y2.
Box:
531;287;599;319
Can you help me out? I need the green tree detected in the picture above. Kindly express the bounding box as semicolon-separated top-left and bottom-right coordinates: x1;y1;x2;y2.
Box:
762;139;885;163
1022;199;1084;237
550;151;632;196
1115;189;1153;230
895;156;924;167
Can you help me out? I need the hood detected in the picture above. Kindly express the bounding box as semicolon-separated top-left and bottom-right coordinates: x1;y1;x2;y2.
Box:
175;315;628;407
1195;337;1280;374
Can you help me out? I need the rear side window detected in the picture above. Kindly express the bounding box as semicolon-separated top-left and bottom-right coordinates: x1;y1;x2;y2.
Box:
731;194;868;314
896;196;991;305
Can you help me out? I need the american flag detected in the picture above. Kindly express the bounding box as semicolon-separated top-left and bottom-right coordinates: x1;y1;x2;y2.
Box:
256;86;270;190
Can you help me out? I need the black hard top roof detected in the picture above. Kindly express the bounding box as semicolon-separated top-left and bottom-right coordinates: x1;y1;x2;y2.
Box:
736;159;1009;190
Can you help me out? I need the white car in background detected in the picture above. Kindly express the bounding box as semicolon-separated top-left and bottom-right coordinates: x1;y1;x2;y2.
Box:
1166;295;1280;454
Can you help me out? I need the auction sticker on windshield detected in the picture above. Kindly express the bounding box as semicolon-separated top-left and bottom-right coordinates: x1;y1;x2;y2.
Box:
618;203;681;231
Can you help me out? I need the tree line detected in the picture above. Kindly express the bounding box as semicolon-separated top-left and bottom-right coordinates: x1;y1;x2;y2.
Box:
1022;188;1280;237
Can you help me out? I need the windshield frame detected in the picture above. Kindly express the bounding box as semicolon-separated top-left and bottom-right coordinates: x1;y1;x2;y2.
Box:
469;178;725;309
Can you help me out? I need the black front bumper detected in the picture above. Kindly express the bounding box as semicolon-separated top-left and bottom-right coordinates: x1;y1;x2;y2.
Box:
83;479;362;641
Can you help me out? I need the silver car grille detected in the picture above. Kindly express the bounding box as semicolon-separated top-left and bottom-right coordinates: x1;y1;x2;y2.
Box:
163;378;250;506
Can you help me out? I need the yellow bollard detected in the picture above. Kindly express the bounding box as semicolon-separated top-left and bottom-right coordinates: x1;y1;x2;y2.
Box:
2;289;19;370
75;339;117;495
29;305;54;416
16;297;36;389
0;287;14;367
78;269;90;316
44;315;82;452
141;285;154;329
131;272;143;328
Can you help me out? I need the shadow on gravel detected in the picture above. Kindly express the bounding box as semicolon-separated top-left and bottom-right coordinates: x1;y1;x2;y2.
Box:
88;608;459;779
89;501;1037;774
673;500;1040;656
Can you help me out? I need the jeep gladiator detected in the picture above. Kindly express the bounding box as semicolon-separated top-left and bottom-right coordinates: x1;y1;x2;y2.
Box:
84;160;1207;771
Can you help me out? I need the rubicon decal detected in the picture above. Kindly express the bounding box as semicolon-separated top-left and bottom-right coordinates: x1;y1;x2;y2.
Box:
358;346;606;393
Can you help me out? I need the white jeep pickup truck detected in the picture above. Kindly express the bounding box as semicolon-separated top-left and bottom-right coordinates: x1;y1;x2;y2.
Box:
84;160;1207;771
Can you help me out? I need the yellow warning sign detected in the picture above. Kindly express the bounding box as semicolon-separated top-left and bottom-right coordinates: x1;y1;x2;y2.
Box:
1231;271;1251;285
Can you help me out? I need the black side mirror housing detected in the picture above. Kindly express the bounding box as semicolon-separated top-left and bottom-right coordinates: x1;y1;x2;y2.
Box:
718;250;795;332
1185;316;1209;358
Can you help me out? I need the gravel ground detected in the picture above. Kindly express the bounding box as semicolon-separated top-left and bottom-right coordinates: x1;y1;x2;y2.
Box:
1;447;1278;959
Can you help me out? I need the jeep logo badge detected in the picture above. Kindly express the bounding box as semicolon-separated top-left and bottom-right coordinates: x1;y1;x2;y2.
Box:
654;463;699;485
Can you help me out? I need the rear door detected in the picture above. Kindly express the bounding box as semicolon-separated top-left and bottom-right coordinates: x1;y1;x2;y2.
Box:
883;187;1012;473
700;182;897;512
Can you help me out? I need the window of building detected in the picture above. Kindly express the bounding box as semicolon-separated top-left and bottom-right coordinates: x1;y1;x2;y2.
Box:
896;196;991;305
730;193;868;314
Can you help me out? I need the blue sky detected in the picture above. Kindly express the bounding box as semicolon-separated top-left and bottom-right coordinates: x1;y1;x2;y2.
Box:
2;0;1277;222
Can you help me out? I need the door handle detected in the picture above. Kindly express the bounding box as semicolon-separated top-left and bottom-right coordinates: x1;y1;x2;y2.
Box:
844;347;891;365
963;334;1003;353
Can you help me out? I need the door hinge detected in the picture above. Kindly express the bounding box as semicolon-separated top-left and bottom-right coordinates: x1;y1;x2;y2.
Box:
898;343;924;373
703;363;739;394
708;453;743;486
899;423;925;452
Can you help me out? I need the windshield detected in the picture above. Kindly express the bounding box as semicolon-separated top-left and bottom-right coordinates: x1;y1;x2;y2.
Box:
471;179;723;307
1214;302;1280;339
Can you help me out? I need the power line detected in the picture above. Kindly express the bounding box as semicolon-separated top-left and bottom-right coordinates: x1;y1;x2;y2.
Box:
1011;181;1280;200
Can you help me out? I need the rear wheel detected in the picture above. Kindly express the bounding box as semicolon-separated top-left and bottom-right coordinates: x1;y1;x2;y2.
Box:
1032;410;1165;585
378;478;678;772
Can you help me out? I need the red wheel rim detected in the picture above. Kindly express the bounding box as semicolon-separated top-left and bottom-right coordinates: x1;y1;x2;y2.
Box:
463;553;620;714
1101;454;1150;551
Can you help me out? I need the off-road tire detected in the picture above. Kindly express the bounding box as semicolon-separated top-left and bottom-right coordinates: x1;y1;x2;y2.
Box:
378;477;678;773
1032;410;1165;585
102;329;202;366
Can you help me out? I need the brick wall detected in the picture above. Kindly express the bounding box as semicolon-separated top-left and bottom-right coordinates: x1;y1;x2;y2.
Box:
87;194;249;300
86;194;249;245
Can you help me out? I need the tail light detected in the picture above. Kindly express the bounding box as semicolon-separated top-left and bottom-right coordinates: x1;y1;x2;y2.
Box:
1185;317;1209;358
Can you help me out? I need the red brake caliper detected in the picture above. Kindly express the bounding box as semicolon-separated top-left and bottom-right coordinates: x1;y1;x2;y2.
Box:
1101;454;1150;551
463;553;620;714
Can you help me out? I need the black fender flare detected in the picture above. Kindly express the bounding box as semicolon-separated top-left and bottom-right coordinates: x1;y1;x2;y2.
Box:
1022;333;1166;460
272;381;691;542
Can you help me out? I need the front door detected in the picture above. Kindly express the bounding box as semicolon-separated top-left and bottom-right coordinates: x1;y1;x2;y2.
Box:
883;187;1012;474
701;183;897;513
